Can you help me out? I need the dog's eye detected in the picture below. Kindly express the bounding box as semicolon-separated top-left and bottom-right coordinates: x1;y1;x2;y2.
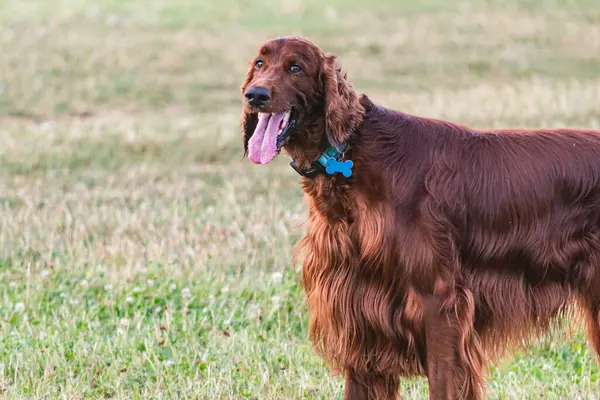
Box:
288;64;302;74
255;60;264;70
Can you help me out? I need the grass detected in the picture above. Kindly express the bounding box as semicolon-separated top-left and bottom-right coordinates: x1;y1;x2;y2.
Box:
1;0;600;398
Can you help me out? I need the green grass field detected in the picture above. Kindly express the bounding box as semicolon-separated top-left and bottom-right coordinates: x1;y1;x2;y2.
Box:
2;0;600;398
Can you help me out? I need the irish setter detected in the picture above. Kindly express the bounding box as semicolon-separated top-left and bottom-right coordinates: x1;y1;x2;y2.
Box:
240;36;600;399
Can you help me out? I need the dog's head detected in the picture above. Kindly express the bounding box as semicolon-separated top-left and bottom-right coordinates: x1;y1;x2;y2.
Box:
240;36;364;167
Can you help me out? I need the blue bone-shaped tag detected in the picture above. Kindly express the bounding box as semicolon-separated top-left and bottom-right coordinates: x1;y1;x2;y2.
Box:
326;158;353;177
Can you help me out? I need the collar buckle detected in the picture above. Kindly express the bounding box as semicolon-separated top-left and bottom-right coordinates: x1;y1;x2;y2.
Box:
289;159;326;178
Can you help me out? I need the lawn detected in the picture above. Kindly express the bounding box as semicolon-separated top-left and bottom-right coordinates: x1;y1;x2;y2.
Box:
1;0;600;398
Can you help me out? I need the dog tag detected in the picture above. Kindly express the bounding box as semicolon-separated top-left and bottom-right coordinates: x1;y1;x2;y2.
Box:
325;158;353;177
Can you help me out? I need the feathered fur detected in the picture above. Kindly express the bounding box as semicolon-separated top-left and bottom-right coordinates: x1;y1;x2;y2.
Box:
240;36;600;399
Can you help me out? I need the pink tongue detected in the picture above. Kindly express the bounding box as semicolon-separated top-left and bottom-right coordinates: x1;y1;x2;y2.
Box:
247;112;285;164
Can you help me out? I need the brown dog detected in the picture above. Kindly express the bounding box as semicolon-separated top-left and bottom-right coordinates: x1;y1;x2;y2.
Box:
240;36;600;399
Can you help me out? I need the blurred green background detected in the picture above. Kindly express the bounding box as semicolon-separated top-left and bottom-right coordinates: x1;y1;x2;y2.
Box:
1;0;600;398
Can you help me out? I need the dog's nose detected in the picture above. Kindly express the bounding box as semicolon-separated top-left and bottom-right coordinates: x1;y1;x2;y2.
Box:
244;86;271;107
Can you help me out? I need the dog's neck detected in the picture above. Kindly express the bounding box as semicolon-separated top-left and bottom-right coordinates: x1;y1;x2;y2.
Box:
284;94;371;178
286;102;367;178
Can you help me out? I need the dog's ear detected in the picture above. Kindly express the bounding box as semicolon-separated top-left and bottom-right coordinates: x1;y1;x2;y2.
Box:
240;111;258;158
320;55;364;148
240;61;257;157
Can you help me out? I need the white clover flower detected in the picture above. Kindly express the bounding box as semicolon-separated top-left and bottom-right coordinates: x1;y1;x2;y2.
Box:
14;302;25;312
271;272;283;284
181;288;191;298
39;269;50;278
133;287;142;293
38;121;53;132
104;284;113;291
80;280;89;287
147;279;154;286
126;296;134;303
179;118;190;129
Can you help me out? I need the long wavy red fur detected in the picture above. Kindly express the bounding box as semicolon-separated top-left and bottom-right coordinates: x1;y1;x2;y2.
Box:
241;37;600;399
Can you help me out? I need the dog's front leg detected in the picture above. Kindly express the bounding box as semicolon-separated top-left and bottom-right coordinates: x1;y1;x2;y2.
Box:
422;288;486;400
343;369;400;400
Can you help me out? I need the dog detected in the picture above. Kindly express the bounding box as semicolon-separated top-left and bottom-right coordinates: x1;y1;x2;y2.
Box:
240;36;600;399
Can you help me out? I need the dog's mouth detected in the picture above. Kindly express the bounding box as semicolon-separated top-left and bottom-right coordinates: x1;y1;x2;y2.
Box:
247;107;297;164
